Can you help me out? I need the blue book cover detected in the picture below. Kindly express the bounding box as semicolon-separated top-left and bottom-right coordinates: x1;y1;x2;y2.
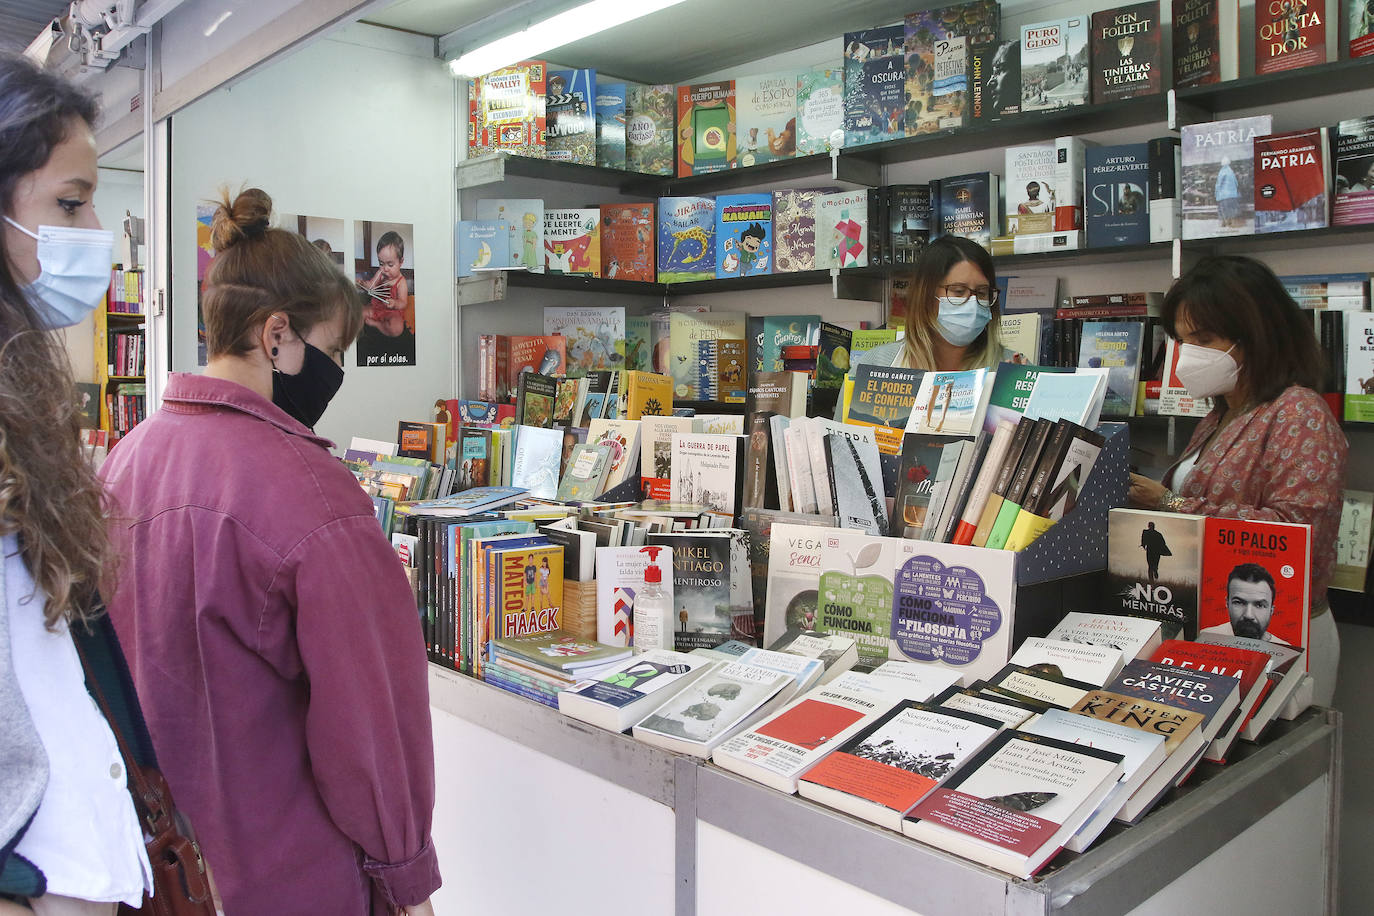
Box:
714;193;773;279
1077;321;1144;417
657;196;717;282
457;220;510;277
1084;143;1150;248
595;80;627;169
547;68;597;165
843;26;906;147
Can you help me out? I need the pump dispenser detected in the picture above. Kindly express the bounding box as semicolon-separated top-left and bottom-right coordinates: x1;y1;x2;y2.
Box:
633;545;674;652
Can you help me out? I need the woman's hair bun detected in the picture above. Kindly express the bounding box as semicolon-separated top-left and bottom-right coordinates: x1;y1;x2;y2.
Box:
208;187;273;253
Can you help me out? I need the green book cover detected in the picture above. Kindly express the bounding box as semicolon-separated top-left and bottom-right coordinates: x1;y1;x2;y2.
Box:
982;363;1069;435
850;328;899;357
814;532;897;667
984;496;1024;550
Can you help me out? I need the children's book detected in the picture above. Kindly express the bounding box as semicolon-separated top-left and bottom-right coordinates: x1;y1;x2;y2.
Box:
795;66;844;155
669;311;747;401
843;26;907;147
489;542;565;639
815;190;871;269
676;81;736;177
715;193;773;279
475;198;544;273
755;315;821;373
468;60;546;158
905;3;995;135
657;196;717;282
556;443;612;502
542;208;600;277
545;68;597;165
771;189;828;274
544;306;625;375
509;334;567;385
623;370;673;420
736;70;798;167
599;203;655;282
625;83;676;175
594;79;627;169
457;220;510;276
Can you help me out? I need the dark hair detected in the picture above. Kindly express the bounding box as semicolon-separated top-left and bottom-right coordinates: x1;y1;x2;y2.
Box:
741;222;766;244
376;230;404;263
1227;562;1275;595
0;54;106;627
900;235;1001;370
1161;255;1322;404
203;187;362;357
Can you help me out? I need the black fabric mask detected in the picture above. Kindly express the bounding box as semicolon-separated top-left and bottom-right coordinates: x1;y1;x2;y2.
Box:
272;341;343;429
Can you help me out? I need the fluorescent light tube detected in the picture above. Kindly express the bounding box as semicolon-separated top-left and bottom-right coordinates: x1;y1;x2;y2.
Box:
448;0;688;77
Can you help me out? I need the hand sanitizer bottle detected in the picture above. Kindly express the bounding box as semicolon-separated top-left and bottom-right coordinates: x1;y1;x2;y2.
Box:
633;545;674;652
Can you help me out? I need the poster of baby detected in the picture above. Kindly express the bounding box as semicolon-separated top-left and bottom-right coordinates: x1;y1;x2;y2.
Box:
355;219;417;367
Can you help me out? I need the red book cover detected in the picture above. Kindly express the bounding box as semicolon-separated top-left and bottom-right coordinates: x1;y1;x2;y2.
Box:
1090;2;1162;104
1150;639;1272;742
1198;517;1310;655
507;335;567;392
478;334;509;403
676;81;737;178
755;698;867;749
1254;128;1329;232
1254;0;1326;74
600;203;656;282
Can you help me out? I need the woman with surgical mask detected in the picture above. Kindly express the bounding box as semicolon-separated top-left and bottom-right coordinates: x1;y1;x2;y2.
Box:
1129;255;1348;706
846;235;1012;381
99;189;440;915
0;55;156;916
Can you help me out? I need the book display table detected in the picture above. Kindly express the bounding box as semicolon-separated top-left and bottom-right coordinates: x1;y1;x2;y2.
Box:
427;667;1339;915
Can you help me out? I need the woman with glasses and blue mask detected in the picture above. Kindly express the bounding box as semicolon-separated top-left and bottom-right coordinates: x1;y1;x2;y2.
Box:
0;56;153;915
847;235;1013;380
1128;255;1347;707
98;188;440;915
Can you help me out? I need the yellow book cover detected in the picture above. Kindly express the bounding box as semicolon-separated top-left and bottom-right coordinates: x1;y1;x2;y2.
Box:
625;371;673;419
495;544;564;639
1003;509;1055;552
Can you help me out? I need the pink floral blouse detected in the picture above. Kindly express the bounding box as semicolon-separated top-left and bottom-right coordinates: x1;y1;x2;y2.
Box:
1165;385;1348;610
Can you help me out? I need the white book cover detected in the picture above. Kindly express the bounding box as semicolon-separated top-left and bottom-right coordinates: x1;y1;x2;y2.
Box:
1333;490;1374;592
934;686;1039;728
669;433;741;516
770;632;859;683
736;647;825;699
633;661;793;755
694;414;746;435
587;418;642;490
769;414;793;512
889;538;1017;684
1180;115;1272;240
798;418;834;517
559;649;717;732
639;415;695;500
815;189;870;269
1022;368;1109;427
1054;135;1088;232
817;422;886;534
1009;637;1126;687
475;198;545;273
736;70;799;167
1046;611;1164;663
1020;709;1167;852
782;424;818;515
1005;142;1058;235
987;664;1095;710
762;523;866;650
868;660;962;700
509;425;563;499
594;545;674;645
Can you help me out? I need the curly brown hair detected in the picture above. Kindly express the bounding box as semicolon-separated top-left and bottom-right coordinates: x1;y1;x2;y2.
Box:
0;54;106;628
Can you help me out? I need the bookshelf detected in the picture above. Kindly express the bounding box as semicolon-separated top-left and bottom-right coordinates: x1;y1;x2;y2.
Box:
93;265;146;441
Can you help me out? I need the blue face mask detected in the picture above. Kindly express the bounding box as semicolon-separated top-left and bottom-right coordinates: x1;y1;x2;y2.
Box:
5;216;114;329
935;296;993;347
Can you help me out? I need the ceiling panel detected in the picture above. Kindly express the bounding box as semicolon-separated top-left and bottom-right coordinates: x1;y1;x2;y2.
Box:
361;0;495;36
0;0;70;53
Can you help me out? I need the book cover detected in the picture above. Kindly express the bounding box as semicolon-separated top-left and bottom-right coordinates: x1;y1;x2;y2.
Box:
934;684;1039;727
909;368;988;436
1077;321;1144;417
633;661;791;754
746;370;808;421
1148;640;1268;756
545;68;597;164
624;318;652;373
599;203;655;282
657;196;717;282
594;544;675;645
771;189;827;274
904;2;999;135
1070;687;1207;760
676;81;736;177
670;433;741;517
736;70;797;167
799;701;1001;827
985;663;1096;709
815;190;871;269
970;40;1021;120
1198;517;1311;650
594;79;627;169
756;315;821;373
795;66;844;155
625;83;675;176
477;334;509;403
513;371;558;427
1019;17;1089;112
509;425;563;499
716;339;747;406
1348;311;1374;422
1149;135;1183;242
1005;142;1058;235
1157;337;1214;417
475;198;545;273
1255;0;1327;74
889;539;1016;684
559;649;715;732
888;184;934;264
1254;127;1330;233
935;172;1001;248
624;370;673;420
715;193;773;279
743;413;780;511
1172;0;1223;88
457;220;510;276
1355;0;1374;56
849;364;924;430
640;415;695;500
542;208;601;277
812;322;852;418
1085;143;1151;247
1106;508;1206;639
492;543;564;639
825;431;888;536
586;417;641;491
843;26;907;147
648;532;734;652
1090;2;1162;104
544;306;625;375
1046;611;1164;661
997;314;1048;364
742;510;836;637
1008;637;1125;686
669;311;746;401
892;434;968;538
811;531;897;667
468;60;546;158
1108;658;1242;748
1180;115;1272;239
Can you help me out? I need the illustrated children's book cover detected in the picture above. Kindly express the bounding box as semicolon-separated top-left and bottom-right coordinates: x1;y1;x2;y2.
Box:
676;81;736;177
844;26;907;147
795;67;844;155
1019;17;1090;112
595;79;627;169
599;203;655;282
508;335;567;384
772;189;828;274
542;208;601;277
626;83;676;176
493;543;565;639
543;306;625;375
475;198;545;273
468;60;546;158
905;3;997;135
657;196;717;282
736;70;798;167
457;220;510;277
715;193;773;279
545;68;597;165
815;190;871;269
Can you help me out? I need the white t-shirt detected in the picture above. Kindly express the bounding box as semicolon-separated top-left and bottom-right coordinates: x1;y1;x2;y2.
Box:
1169;450;1200;493
7;534;151;904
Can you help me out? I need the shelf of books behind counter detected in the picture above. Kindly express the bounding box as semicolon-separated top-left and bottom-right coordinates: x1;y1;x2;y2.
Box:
426;663;1339;916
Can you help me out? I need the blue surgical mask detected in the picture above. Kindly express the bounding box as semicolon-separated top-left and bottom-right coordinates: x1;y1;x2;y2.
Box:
935;296;993;347
5;216;114;329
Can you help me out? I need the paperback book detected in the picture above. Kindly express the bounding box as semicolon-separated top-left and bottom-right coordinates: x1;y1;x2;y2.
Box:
1089;2;1161;104
1171;0;1234;88
1077;320;1144;417
1019;17;1089;112
815;190;871;269
1106;508;1206;639
1197;517;1311;652
1084;142;1151;248
558;649;717;732
843;26;907;147
1180;115;1272;239
934;172;1002;248
649;531;736;652
669;433;742;517
1333;116;1374;227
632;661;793;756
1254;127;1330;233
795;66;844;155
736;70;797;167
1254;0;1329;73
715;193;773;278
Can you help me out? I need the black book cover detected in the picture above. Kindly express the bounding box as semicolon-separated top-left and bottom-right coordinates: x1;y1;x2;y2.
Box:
888;184;934;265
1090;2;1162;104
514;372;559;428
1171;0;1220;89
992;417;1037;499
1005;417;1054;505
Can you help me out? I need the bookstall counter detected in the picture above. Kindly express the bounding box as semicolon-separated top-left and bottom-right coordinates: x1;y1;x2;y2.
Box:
428;667;1340;915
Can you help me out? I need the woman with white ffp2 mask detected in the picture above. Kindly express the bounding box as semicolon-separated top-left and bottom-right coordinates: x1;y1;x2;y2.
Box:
1129;255;1348;707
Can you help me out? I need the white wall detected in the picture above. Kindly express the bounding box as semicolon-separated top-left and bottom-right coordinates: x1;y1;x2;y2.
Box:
168;22;457;448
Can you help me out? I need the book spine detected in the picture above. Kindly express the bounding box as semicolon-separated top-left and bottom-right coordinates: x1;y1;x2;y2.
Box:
1149;136;1181;242
1022;421;1073;516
